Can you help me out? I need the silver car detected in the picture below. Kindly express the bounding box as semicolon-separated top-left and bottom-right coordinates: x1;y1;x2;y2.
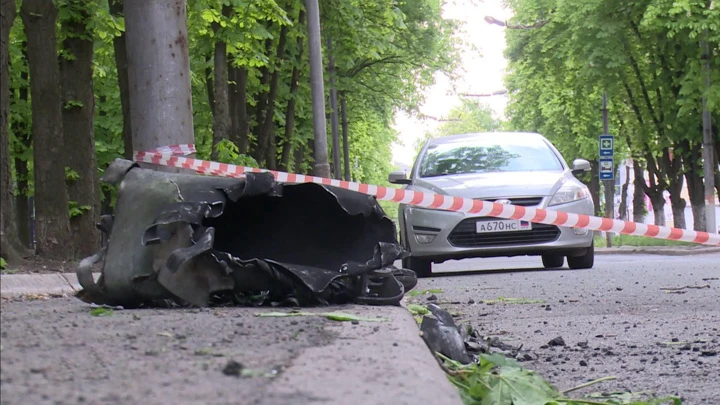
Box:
388;132;595;277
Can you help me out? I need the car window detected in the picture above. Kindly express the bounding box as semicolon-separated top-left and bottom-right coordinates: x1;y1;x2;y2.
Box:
418;136;564;177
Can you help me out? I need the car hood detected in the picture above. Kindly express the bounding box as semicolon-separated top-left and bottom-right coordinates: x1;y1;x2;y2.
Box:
410;170;567;199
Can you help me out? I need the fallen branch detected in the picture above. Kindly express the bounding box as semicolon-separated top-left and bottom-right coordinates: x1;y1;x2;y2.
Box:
562;376;618;395
659;284;710;291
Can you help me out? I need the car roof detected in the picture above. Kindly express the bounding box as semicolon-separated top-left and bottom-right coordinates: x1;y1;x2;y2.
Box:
426;131;548;146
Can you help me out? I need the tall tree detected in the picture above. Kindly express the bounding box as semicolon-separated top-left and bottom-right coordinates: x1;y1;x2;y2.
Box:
108;0;133;160
1;0;24;263
21;0;73;260
58;0;101;258
124;0;194;155
210;5;231;160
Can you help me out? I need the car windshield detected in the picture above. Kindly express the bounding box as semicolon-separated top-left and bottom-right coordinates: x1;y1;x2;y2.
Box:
418;136;564;178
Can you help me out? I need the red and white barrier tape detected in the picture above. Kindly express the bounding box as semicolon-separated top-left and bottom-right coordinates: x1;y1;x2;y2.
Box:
133;144;720;246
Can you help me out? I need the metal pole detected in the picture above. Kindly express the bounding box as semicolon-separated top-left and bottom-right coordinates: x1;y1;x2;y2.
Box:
304;0;331;178
701;33;717;233
602;92;614;247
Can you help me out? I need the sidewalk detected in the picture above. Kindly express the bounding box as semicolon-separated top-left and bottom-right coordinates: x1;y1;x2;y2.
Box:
0;272;463;405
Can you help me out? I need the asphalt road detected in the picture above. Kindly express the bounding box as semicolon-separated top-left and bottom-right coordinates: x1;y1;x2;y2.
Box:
408;253;720;404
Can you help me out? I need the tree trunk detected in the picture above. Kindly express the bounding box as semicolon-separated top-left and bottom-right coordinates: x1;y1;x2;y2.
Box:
59;7;101;259
229;66;249;154
1;0;26;263
12;59;31;247
618;164;630;221
205;54;214;116
340;92;350;181
632;160;646;223
109;0;132;159
649;194;666;226
326;36;340;179
668;191;686;229
663;147;685;229
20;0;73;260
210;8;231;160
124;0;194;155
279;18;304;172
257;26;288;169
684;142;707;231
589;160;601;216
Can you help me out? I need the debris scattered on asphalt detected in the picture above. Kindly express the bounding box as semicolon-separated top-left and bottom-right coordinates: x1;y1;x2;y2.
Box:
548;336;567;347
426;294;438;301
222;360;244;377
419;304;471;364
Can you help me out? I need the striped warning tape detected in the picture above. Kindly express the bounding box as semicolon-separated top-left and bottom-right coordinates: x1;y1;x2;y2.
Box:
133;144;720;246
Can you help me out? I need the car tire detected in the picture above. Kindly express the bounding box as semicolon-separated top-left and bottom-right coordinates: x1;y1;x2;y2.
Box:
567;243;594;269
541;254;564;269
402;256;432;278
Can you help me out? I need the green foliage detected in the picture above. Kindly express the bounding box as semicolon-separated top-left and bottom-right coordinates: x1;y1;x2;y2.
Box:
63;100;84;110
503;0;719;210
213;139;258;167
7;0;463;224
415;100;503;152
442;353;682;405
68;201;91;218
64;167;80;182
0;257;6;270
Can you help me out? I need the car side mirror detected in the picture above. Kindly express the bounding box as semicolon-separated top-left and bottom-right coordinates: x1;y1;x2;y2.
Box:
388;170;411;185
571;158;591;175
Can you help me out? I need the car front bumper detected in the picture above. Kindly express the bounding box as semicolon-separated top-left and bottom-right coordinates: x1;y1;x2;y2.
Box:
399;197;594;262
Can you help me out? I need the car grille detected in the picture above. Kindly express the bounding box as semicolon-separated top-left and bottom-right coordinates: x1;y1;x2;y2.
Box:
447;217;560;247
479;197;543;207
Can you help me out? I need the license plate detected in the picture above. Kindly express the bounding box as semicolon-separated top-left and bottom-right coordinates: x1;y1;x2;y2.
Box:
476;219;532;233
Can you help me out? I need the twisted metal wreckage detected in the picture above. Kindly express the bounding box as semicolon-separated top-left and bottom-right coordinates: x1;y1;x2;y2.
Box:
75;159;418;308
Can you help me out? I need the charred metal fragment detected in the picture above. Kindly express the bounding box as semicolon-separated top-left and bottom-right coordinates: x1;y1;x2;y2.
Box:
76;159;415;307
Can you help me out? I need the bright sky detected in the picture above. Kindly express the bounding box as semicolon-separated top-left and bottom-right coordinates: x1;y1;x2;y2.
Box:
391;0;514;166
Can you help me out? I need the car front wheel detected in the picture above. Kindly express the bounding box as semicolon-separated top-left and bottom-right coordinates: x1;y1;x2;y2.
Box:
402;256;432;278
567;243;594;269
541;254;564;269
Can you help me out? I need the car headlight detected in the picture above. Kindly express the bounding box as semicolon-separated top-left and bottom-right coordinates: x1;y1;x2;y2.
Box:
549;182;590;206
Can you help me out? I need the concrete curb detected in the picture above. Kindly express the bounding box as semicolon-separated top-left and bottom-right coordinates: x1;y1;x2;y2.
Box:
265;305;463;405
595;246;720;256
0;272;98;299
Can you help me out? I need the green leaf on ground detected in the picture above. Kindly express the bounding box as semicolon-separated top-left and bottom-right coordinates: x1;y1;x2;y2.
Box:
255;311;388;322
443;351;683;405
481;297;545;305
407;303;430;316
407;288;444;297
89;307;114;317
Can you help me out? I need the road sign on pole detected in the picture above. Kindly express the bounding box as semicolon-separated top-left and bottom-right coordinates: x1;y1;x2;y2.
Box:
599;135;614;157
599;158;614;180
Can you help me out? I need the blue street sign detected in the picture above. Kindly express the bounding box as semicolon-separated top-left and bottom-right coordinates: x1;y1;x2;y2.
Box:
599;135;614;157
599;157;614;180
